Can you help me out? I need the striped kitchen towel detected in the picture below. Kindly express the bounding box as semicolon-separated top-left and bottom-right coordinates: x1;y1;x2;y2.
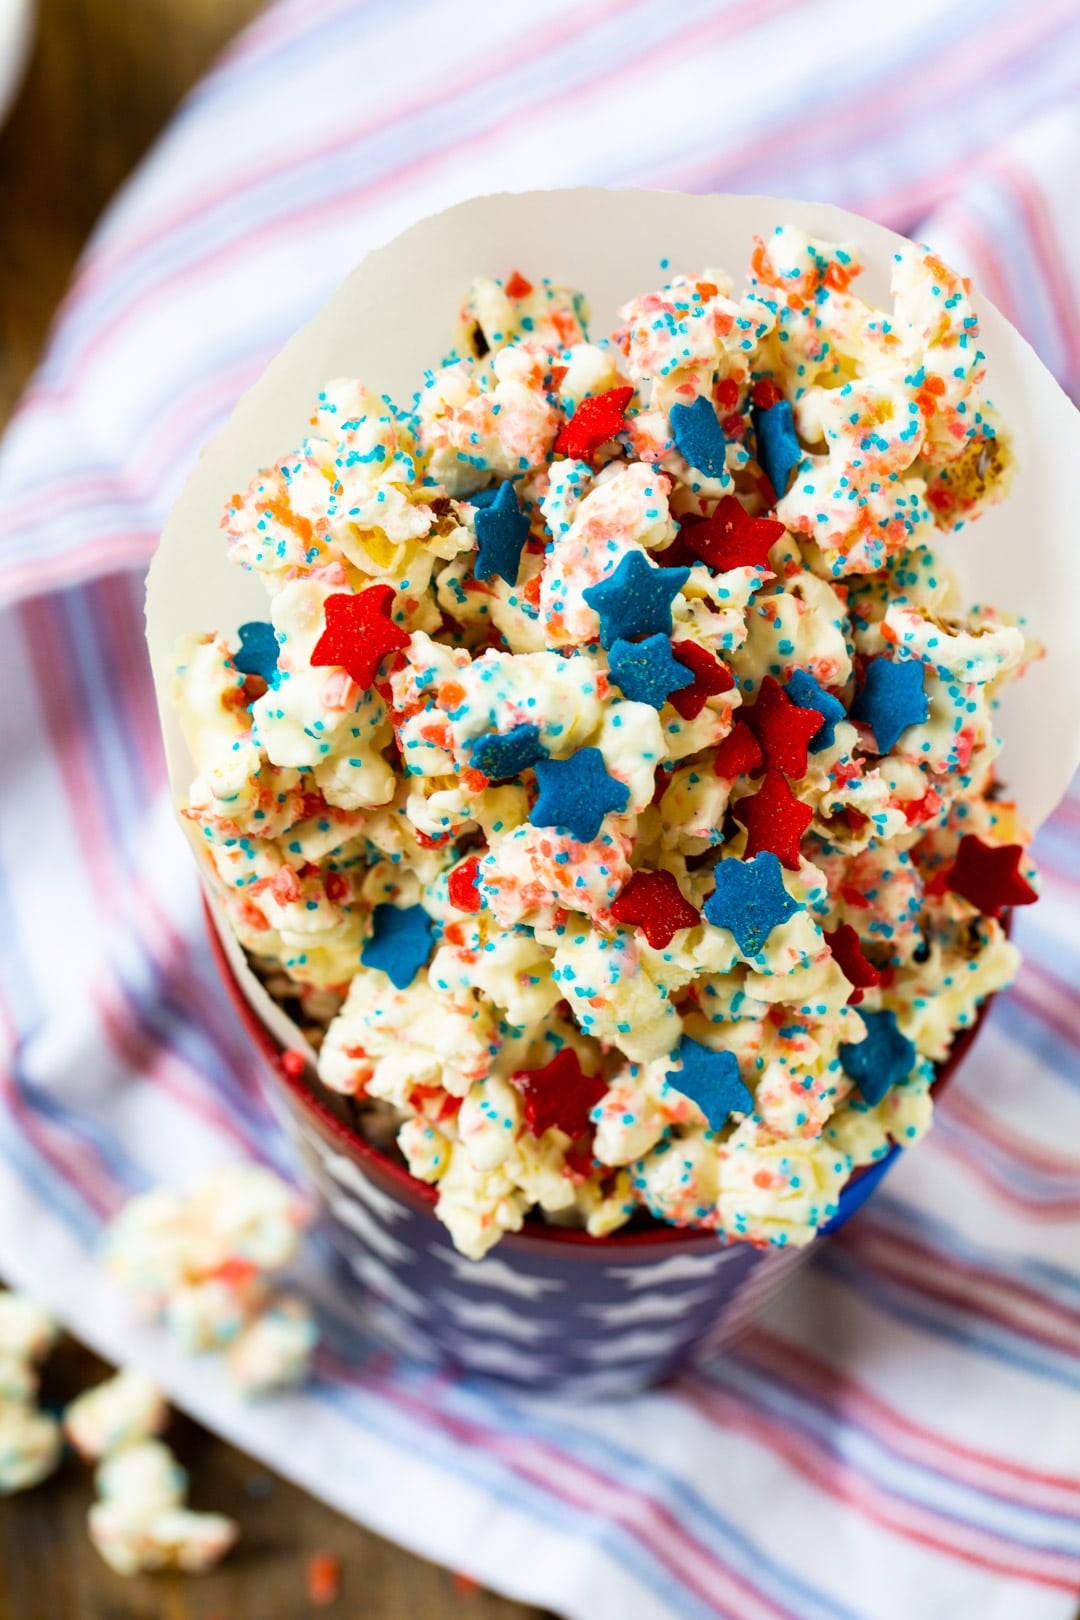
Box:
0;2;1078;1616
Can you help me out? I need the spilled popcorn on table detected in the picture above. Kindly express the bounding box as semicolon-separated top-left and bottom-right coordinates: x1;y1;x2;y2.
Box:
173;227;1039;1260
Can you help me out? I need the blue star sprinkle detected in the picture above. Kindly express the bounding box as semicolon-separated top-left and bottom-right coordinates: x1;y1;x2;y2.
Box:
753;399;802;497
608;634;694;710
665;1036;754;1132
233;621;279;685
474;481;531;584
703;851;802;958
582;551;690;649
669;396;728;480
470;723;549;781
850;656;929;754
839;1010;916;1106
786;668;847;754
467;486;502;508
360;903;435;989
530;747;630;843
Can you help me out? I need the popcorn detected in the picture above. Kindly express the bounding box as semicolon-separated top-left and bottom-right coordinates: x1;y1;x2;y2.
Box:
0;1290;61;1494
64;1368;167;1460
174;243;1035;1259
104;1164;318;1393
89;1439;237;1577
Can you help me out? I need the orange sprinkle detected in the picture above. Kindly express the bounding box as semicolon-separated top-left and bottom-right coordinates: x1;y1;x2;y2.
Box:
306;1551;341;1606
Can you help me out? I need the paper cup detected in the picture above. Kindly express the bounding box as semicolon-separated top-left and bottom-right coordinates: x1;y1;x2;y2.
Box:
148;190;1080;1391
208;903;989;1396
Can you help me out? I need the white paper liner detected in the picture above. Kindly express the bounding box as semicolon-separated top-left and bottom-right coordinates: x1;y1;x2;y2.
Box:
146;188;1080;1056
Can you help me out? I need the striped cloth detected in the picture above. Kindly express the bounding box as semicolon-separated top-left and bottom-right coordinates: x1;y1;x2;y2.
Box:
2;2;1079;1615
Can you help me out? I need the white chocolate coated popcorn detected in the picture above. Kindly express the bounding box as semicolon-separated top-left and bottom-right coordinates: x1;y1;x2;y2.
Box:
175;241;1031;1258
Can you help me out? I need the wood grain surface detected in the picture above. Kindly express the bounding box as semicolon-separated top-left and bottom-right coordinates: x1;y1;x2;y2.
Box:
0;4;548;1616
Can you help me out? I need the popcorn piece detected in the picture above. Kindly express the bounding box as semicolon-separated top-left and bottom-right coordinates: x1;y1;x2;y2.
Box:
64;1369;168;1461
89;1440;237;1577
0;1400;62;1494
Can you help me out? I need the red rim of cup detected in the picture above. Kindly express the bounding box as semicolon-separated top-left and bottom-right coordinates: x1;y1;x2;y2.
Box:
207;905;990;1253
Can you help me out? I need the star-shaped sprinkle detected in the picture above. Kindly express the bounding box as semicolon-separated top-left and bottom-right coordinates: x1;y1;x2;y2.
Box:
582;551;690;649
945;835;1038;917
513;1047;607;1139
360;903;435;989
233;620;280;684
839;1010;916;1106
786;668;847;753
607;634;694;710
712;720;764;780
310;585;410;689
680;495;785;575
665;1036;753;1132
530;747;629;843
668;639;735;720
470;723;549;781
753;398;802;498
703;851;803;958
610;869;701;949
447;854;482;913
474;480;531;584
466;486;502;508
669;396;728;480
731;769;813;871
823;923;881;1004
850;656;929;754
744;675;824;778
554;386;635;460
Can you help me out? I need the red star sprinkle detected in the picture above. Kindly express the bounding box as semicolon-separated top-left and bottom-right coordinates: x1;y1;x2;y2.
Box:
513;1048;608;1139
731;768;813;870
310;584;410;689
668;640;735;720
554;386;635;460
823;923;882;1004
945;835;1038;917
744;675;824;778
447;854;482;913
680;494;785;575
610;869;702;949
504;270;533;299
713;719;764;780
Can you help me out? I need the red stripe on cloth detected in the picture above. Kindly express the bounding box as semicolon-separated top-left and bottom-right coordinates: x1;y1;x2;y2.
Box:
987;150;1080;377
28;0;800;416
687;1379;1080;1591
942;1089;1080;1181
322;1354;801;1620
841;1218;1080;1355
730;1329;1080;1511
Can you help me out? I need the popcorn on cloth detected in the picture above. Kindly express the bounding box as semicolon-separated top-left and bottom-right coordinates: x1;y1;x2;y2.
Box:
174;236;1032;1260
104;1164;318;1394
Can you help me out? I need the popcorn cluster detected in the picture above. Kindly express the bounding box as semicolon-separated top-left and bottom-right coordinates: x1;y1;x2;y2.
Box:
174;229;1038;1259
104;1164;318;1393
65;1367;239;1577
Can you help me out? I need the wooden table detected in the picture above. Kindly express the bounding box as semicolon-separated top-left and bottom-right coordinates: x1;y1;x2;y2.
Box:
0;4;549;1615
